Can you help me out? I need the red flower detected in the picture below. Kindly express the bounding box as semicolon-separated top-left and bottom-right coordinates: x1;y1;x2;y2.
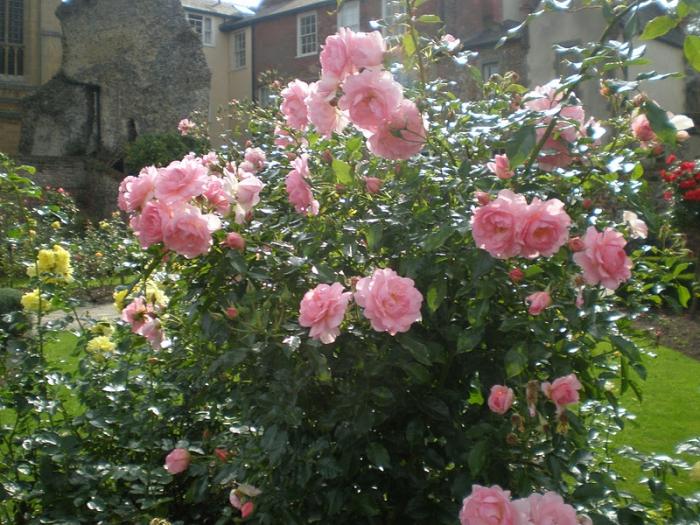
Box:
683;189;700;201
680;161;696;172
663;190;673;201
665;154;677;165
679;179;697;190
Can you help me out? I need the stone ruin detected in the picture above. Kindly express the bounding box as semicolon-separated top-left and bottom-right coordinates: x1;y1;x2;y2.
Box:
18;0;211;215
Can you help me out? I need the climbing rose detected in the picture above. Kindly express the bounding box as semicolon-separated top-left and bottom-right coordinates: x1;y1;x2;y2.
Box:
338;69;403;132
520;197;571;258
512;492;578;525
572;226;633;290
162;205;221;259
121;297;151;333
285;155;319;216
367;99;426;160
542;373;582;414
631;113;655;143
164;448;191;474
348;30;386;70
123;166;157;212
488;385;514;415
243;147;266;173
459;485;518;525
234;174;264;222
487;154;514;179
131;200;169;249
471;189;528;259
306;82;348;138
525;291;552;315
354;268;423;335
299;283;353;344
281;79;311;130
155;158;208;205
319;28;354;83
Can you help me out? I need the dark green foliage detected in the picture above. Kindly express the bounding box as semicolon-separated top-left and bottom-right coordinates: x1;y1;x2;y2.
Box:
125;132;208;173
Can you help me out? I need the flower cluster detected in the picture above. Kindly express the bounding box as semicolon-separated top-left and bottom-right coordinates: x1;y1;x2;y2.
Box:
121;296;166;349
119;149;265;259
280;28;426;160
26;244;74;282
20;289;51;312
177;118;196;136
630;110;693;148
299;268;423;343
459;485;588;525
488;373;581;419
523;80;601;171
662;157;700;202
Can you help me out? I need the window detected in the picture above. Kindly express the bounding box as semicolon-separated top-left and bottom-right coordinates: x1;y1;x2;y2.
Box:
481;61;499;80
186;12;214;46
337;0;360;32
382;0;406;27
232;30;246;69
0;0;24;77
297;12;317;57
257;85;273;107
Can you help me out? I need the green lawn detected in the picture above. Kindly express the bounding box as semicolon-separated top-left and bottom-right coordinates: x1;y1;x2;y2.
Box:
611;344;700;496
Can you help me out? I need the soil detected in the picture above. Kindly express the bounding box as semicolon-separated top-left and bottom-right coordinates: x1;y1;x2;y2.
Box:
634;311;700;361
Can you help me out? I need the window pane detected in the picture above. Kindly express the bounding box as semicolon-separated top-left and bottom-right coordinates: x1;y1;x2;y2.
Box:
0;0;6;43
298;14;316;55
203;17;212;45
338;0;359;31
8;0;21;44
233;31;246;68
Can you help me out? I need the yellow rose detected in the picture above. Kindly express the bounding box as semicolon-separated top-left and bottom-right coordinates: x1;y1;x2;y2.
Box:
90;322;115;337
21;289;50;312
95;252;103;258
113;289;128;312
36;249;56;273
99;221;110;230
28;229;37;237
52;245;72;276
51;221;61;230
145;281;169;308
86;336;116;354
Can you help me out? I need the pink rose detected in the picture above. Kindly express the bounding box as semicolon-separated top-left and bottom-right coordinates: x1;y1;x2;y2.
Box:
320;28;354;82
121;297;150;333
520;197;571;258
488;385;514;415
509;268;524;283
541;373;582;414
118;176;137;211
475;191;491;205
132;200;170;249
274;126;296;148
622;210;648;239
487;154;514;179
512;493;577;525
281;79;311;130
631;113;655;143
364;177;383;194
459;485;518;525
568;237;585;252
178;118;195;136
225;306;239;319
525;291;552;315
338;69;403;132
572;226;632;290
306;82;348;138
241;501;254;519
201;151;218;168
229;490;242;510
122;167;157;212
224;232;246;251
164;448;191;474
139;316;164;349
285;155;319;216
235;174;264;223
244;147;266;173
155;158;209;205
162;205;221;259
354;268;423;335
367;99;426;160
471;189;528;259
203;176;233;215
441;33;461;52
348;30;386;70
537;136;575;171
299;283;353;344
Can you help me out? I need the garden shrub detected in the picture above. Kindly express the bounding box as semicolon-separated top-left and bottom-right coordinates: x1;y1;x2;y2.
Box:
125;131;209;173
2;2;700;524
0;288;22;314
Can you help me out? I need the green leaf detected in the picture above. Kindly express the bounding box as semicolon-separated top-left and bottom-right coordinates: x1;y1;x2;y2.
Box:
365;223;383;251
422;223;454;252
642;101;676;145
332;159;353;185
426;279;446;313
505;348;527;378
505;126;536;167
457;327;484;353
640;16;676;40
417;14;441;23
398;334;432;366
366;442;390;468
468;441;488;476
685;35;700;71
403;32;416;57
677;284;691;307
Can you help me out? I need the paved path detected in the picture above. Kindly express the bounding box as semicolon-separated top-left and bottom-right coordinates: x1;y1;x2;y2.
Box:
43;301;118;330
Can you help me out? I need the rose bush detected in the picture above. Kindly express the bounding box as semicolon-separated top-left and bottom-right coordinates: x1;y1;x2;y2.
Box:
2;1;700;524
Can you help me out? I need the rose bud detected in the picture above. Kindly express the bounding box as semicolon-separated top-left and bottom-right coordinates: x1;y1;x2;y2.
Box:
568;237;585;252
223;232;246;251
365;177;383;194
509;268;524;283
582;198;592;209
225;306;239;319
164;448;191;474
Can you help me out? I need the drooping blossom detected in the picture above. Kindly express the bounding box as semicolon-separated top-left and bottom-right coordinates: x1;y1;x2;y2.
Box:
541;373;582;414
234;174;265;223
164;448;191;474
281;79;311;130
487;154;514;179
338;69;403;132
162;205;221;259
471;189;528;259
459;485;518;525
121;297;151;333
631;113;655;144
354;268;423;335
285;154;319;216
488;385;514;415
366;99;426;160
299;283;353;343
519;197;571;258
155;158;209;205
525;291;552;315
572;226;633;290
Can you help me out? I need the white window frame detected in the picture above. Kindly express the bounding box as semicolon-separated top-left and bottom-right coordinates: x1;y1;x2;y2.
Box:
186;12;215;47
337;0;360;32
232;30;246;69
297;11;318;57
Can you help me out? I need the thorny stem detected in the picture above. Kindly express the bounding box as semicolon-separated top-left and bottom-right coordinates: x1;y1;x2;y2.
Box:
523;0;644;175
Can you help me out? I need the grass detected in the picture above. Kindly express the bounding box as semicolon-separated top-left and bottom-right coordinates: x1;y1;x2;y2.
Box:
610;343;700;497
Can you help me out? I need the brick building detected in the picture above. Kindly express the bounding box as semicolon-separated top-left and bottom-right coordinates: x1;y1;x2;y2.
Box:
220;0;533;101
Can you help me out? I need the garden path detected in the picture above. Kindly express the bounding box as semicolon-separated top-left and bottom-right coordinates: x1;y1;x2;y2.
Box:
42;301;118;330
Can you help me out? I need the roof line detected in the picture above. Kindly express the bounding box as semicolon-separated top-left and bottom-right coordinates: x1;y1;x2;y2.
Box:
220;0;335;31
